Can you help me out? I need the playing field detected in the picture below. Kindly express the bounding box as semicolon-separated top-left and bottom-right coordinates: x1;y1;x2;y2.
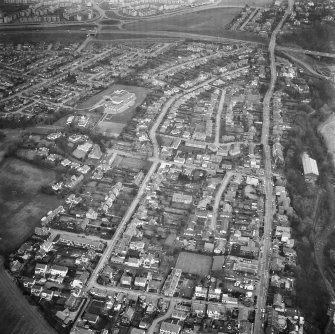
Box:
175;252;212;276
124;7;241;35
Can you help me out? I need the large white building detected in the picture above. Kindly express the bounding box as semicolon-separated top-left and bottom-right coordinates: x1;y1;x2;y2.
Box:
301;152;319;183
104;90;136;114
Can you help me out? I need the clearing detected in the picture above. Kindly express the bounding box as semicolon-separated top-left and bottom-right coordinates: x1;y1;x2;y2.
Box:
0;157;61;254
175;252;212;276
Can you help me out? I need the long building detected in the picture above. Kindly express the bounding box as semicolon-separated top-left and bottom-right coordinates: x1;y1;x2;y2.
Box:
301;152;319;183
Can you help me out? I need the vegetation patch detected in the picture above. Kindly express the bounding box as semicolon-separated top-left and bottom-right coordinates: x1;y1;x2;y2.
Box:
175;251;212;276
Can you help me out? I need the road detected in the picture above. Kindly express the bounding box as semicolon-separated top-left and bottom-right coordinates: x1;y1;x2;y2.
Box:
147;301;175;334
254;0;294;333
86;160;158;290
276;46;335;59
280;51;330;80
211;171;234;231
215;89;226;146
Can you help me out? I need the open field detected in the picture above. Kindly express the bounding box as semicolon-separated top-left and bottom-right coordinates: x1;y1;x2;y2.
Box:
0;157;61;254
319;114;335;168
0;256;57;334
124;7;240;35
217;0;272;5
0;30;87;44
175;252;212;276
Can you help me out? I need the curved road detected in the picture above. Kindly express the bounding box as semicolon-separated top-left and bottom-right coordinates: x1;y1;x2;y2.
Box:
147;301;175;334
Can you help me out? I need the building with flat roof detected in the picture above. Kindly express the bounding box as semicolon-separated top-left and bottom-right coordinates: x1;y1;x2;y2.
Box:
104;89;136;115
302;152;319;183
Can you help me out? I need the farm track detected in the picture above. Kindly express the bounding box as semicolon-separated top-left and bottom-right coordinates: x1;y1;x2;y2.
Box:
0;256;56;334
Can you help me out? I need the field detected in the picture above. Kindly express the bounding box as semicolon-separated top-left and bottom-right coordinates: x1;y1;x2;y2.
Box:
0;256;57;334
175;252;212;276
0;157;61;254
124;7;241;35
217;0;272;5
0;30;87;44
115;156;151;169
319;114;335;168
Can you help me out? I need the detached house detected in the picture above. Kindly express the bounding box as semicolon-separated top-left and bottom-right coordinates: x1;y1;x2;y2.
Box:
35;263;48;276
160;321;181;334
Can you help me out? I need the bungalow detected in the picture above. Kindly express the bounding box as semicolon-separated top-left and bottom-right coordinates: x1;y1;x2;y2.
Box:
35;263;48;276
50;265;68;277
160;321;181;334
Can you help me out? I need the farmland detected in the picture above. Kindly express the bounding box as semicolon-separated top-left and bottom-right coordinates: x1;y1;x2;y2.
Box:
0;256;57;334
0;157;61;254
175;252;212;276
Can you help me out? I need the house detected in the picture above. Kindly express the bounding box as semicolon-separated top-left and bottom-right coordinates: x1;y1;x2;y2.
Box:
41;289;54;301
194;286;207;299
134;276;147;288
126;257;141;267
160;321;181;334
121;274;132;286
35;263;48;276
122;307;135;324
142;254;159;268
50;265;68;277
31;284;43;296
130;328;146;334
207;304;226;319
83;313;99;324
171;310;188;321
22;277;36;288
71;271;90;288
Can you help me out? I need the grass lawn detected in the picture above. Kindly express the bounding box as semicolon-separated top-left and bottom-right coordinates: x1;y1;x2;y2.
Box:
0;157;61;254
175;251;212;276
124;7;241;35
